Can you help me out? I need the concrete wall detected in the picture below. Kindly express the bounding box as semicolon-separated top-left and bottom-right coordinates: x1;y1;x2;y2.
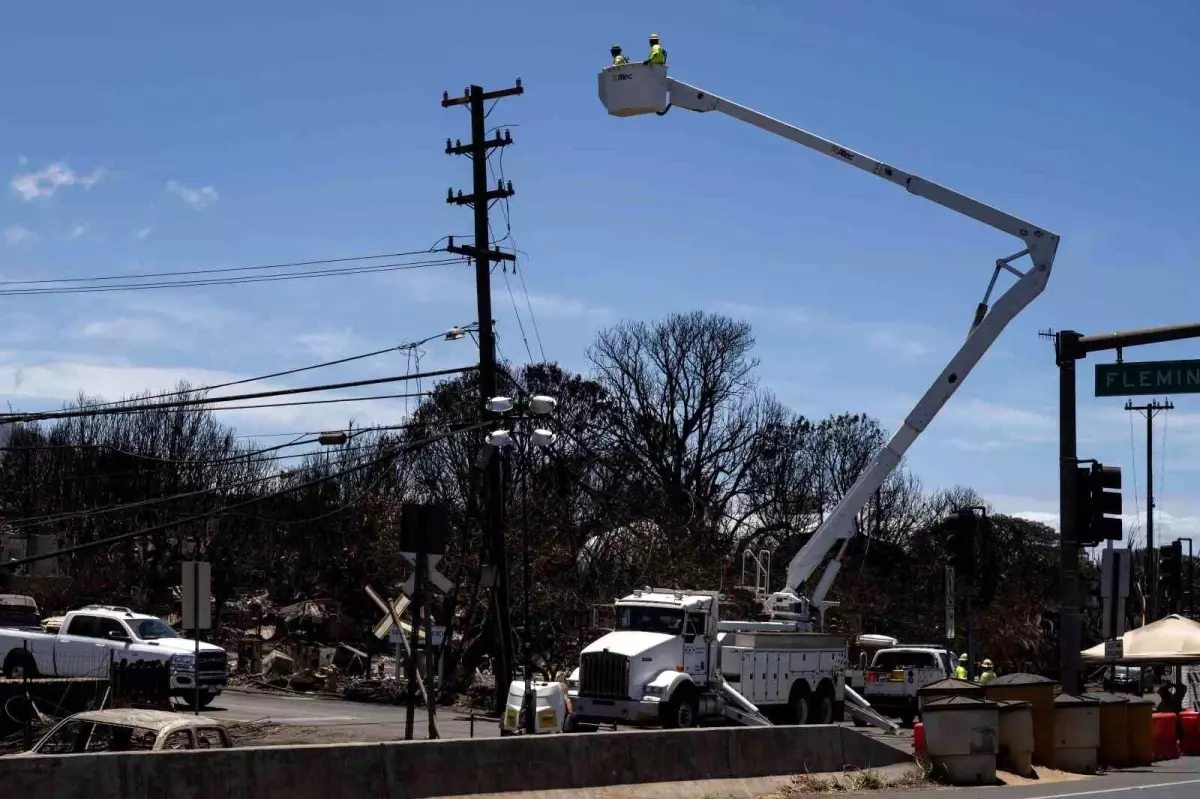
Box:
0;725;909;799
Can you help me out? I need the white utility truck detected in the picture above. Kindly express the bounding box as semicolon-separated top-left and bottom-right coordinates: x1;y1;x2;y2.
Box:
579;58;1058;728
0;605;228;708
568;588;845;728
861;645;955;726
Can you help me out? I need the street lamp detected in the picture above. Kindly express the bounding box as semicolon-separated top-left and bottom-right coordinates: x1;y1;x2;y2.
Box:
481;393;557;734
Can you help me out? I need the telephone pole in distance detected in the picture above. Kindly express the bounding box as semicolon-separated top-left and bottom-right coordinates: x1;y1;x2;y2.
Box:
1125;398;1173;621
442;80;523;707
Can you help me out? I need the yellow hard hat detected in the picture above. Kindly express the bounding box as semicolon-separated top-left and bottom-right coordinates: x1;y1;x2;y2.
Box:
649;33;660;41
982;659;994;668
959;653;968;662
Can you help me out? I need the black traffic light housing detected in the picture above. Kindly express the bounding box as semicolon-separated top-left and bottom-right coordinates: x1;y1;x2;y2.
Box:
1078;463;1122;547
1159;540;1183;613
945;509;977;582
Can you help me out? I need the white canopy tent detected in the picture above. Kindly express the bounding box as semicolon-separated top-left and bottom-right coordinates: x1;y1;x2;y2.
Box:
1081;614;1200;665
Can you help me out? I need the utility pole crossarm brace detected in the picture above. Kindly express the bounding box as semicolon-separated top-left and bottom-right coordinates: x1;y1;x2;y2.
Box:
598;64;1060;606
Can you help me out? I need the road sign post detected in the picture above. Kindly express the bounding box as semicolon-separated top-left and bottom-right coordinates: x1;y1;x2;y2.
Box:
944;566;956;642
181;561;211;716
399;503;448;741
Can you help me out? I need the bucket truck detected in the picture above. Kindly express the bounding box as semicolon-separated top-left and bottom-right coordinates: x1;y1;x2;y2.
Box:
570;60;1059;729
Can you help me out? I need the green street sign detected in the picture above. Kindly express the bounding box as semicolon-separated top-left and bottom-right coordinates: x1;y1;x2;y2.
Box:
1095;359;1200;397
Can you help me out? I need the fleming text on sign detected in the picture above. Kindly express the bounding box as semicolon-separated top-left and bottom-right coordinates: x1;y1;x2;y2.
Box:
1095;359;1200;397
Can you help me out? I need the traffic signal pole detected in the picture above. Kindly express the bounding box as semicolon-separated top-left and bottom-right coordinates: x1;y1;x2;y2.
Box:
1051;322;1200;694
1125;399;1172;620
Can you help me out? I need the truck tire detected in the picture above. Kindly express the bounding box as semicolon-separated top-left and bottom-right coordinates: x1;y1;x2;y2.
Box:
661;686;698;729
787;683;811;725
184;689;217;710
811;682;835;724
2;651;39;680
900;711;916;728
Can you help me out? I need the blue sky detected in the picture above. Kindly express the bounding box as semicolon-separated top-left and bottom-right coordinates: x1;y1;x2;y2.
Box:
2;1;1198;544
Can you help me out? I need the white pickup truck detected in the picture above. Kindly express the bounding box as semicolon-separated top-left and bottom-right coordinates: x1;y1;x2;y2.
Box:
0;605;227;708
861;645;955;726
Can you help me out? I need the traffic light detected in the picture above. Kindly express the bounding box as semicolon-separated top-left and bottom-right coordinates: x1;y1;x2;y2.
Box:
1159;540;1183;614
945;509;977;582
1078;463;1122;547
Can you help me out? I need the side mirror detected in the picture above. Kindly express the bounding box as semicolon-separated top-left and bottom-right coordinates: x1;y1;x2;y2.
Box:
106;630;130;642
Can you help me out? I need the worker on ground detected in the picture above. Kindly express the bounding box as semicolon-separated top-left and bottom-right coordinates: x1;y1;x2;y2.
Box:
610;45;629;66
979;659;997;685
644;33;667;65
955;653;969;681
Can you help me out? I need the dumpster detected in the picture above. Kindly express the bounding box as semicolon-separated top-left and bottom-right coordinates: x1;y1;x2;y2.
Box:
917;677;985;716
1126;696;1155;766
995;699;1034;777
983;673;1058;766
1053;693;1100;774
921;695;1000;785
1089;692;1130;768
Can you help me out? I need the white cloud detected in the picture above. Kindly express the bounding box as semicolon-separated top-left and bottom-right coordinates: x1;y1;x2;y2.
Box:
69;223;90;239
940;398;1057;445
11;162;105;201
4;226;36;246
134;227;153;240
296;329;360;361
523;292;611;319
78;317;164;343
166;180;218;210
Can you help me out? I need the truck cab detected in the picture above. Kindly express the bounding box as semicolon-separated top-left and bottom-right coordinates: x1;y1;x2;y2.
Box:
568;589;719;728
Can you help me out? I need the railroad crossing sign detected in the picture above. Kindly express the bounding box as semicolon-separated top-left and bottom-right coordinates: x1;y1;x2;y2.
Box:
400;552;453;595
1095;359;1200;397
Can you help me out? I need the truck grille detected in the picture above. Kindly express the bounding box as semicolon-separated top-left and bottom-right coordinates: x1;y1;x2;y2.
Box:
197;651;227;678
580;651;630;698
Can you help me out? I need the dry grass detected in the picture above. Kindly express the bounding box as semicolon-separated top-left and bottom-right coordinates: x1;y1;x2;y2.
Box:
762;764;931;797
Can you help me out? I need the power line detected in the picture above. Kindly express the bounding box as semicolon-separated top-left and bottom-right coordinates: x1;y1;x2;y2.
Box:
0;249;445;287
0;366;473;423
65;324;477;412
0;421;489;569
0;257;467;297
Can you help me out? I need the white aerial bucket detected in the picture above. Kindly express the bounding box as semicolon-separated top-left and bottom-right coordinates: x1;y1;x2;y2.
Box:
597;63;669;117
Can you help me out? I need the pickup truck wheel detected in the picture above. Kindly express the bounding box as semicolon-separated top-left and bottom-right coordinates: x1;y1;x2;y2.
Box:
661;687;698;729
185;690;216;710
2;652;38;680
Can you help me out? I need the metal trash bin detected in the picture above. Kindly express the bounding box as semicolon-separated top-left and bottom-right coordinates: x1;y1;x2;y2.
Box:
921;695;1000;785
1053;693;1100;774
983;672;1058;766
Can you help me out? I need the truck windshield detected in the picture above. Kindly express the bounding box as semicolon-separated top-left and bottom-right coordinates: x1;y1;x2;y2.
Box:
873;651;938;670
615;606;684;635
136;619;180;639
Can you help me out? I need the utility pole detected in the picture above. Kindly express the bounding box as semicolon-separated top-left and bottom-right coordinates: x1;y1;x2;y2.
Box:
1125;398;1172;621
442;79;523;708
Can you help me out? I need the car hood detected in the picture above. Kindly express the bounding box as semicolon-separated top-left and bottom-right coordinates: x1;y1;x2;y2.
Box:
582;630;675;659
142;638;224;655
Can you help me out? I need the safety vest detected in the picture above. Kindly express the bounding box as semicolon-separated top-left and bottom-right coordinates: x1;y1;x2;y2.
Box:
979;670;996;685
648;44;666;65
955;665;968;680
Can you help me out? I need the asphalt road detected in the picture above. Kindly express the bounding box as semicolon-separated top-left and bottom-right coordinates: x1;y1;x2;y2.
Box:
874;765;1200;799
204;688;498;741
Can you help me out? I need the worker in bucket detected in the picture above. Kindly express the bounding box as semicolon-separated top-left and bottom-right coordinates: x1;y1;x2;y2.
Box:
979;659;997;685
644;33;667;65
610;45;629;66
955;653;969;680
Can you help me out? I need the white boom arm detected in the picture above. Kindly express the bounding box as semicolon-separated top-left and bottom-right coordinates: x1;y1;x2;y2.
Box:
598;65;1060;607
